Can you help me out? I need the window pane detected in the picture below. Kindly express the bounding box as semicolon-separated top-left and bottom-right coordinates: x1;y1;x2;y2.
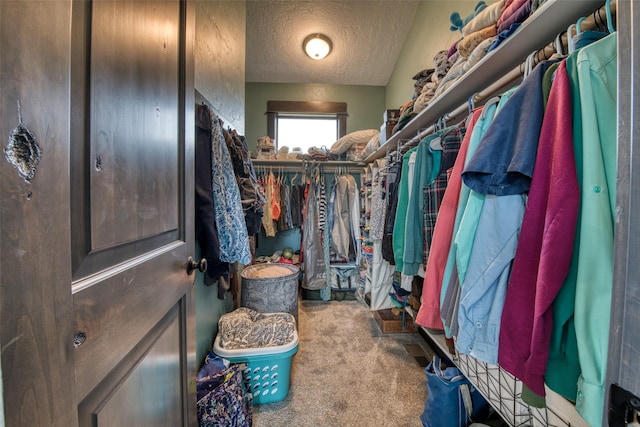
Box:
277;117;337;153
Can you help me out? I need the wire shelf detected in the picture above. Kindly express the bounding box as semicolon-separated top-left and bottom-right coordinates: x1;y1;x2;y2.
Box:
454;352;581;427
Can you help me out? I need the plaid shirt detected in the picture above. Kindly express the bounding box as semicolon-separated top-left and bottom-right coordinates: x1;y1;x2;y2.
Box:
423;122;466;265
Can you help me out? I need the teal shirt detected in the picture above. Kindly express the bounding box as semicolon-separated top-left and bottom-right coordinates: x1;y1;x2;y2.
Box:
392;147;418;271
402;132;444;276
572;33;617;427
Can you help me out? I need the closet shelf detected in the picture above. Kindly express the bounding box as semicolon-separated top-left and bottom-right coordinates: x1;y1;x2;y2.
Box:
253;159;364;171
405;307;590;426
365;0;604;163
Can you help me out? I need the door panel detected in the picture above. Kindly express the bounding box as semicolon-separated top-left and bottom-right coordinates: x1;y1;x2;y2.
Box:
88;0;180;251
73;247;188;401
70;0;196;424
78;303;184;427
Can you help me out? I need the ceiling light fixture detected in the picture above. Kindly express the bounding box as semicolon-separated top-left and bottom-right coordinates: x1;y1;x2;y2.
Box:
303;33;332;60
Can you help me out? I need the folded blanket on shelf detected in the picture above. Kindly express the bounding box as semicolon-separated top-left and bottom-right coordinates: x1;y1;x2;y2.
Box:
457;24;498;58
462;0;505;36
497;0;531;34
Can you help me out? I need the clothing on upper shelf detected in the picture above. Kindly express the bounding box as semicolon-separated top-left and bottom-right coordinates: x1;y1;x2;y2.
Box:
497;0;531;34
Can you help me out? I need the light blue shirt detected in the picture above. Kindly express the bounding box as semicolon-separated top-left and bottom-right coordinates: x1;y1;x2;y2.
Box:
439;88;518;336
455;194;526;364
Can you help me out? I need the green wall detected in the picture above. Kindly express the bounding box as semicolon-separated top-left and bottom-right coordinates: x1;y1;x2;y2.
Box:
194;0;245;366
385;0;479;110
245;83;385;152
196;0;246;132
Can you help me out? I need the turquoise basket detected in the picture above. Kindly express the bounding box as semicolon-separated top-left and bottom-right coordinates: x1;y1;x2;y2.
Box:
213;332;299;404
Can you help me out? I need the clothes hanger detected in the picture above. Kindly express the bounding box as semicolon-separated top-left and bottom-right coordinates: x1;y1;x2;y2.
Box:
553;33;567;59
430;116;448;151
605;0;615;34
566;23;577;54
523;51;534;79
576;16;587;36
480;96;501;120
468;93;479;113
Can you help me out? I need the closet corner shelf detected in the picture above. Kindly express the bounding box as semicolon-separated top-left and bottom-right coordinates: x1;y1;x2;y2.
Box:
405;306;451;357
364;0;604;164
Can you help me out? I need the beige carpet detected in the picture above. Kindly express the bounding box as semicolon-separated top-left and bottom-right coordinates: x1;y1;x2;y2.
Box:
252;299;434;427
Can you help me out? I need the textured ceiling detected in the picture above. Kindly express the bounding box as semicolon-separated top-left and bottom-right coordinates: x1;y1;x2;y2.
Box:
245;0;421;86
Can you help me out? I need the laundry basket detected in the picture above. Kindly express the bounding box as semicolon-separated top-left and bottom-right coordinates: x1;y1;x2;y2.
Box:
241;263;299;323
213;331;299;404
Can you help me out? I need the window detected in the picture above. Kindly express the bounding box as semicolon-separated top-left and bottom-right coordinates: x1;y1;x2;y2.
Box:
276;115;338;153
267;100;347;154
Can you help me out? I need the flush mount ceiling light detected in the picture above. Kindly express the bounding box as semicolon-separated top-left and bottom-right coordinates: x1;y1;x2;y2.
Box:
303;33;332;60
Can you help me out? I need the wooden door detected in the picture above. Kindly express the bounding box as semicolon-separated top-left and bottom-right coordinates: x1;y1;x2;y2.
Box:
1;0;196;425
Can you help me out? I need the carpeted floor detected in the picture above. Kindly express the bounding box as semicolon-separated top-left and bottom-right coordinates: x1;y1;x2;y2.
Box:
252;299;435;427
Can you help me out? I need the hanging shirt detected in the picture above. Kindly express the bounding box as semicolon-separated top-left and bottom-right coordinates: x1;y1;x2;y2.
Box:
402;132;442;276
223;129;265;235
422;123;465;266
392;148;418;272
194;104;229;294
330;174;360;263
463;60;558;196
415;108;482;331
261;172;276;237
369;162;387;241
456;193;525;364
440;88;517;336
571;33;617;427
416;100;500;331
290;184;304;228
498;60;579;398
382;157;403;264
302;180;328;290
456;61;554;364
317;175;327;232
210;117;251;266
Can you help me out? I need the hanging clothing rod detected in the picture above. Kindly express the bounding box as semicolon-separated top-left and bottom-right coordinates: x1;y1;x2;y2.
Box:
252;159;363;174
368;0;616;162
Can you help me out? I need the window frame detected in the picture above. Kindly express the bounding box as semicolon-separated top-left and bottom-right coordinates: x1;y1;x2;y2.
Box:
266;100;348;149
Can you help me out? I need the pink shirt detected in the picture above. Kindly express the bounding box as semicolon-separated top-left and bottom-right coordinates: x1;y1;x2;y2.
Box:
415;109;483;329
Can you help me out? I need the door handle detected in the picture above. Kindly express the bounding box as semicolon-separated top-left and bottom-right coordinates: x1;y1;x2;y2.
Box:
186;256;207;275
